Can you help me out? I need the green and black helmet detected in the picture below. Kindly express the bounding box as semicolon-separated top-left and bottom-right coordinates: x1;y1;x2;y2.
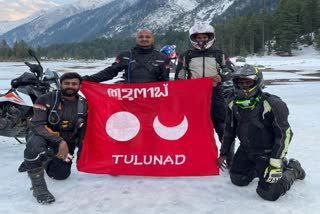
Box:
232;64;264;99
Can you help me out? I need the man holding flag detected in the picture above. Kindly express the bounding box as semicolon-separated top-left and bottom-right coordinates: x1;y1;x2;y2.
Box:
80;27;219;177
82;28;169;83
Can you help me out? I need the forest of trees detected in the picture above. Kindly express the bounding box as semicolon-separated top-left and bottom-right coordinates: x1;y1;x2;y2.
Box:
0;0;319;60
215;0;320;56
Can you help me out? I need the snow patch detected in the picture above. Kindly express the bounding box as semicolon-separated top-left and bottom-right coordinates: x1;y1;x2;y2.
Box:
170;0;199;11
232;45;320;71
0;53;319;212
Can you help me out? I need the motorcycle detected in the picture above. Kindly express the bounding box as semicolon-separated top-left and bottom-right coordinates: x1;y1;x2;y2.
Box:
0;49;60;143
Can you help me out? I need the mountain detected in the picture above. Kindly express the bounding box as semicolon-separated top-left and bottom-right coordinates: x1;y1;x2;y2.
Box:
0;10;46;36
215;0;279;21
0;0;112;46
0;20;30;36
30;0;238;46
0;0;59;36
0;0;279;47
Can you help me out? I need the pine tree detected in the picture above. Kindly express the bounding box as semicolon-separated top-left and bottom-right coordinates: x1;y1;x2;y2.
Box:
0;40;12;59
12;40;29;59
273;0;302;56
300;0;320;44
315;30;320;49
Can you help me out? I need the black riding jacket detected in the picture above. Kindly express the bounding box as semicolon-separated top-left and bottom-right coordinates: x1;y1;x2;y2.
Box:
220;93;293;160
83;46;170;83
29;91;87;144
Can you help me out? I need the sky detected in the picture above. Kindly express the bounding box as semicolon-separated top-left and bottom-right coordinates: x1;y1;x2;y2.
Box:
0;46;319;213
0;0;77;21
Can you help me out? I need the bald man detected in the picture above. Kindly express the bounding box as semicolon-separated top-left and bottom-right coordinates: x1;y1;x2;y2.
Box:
82;28;169;83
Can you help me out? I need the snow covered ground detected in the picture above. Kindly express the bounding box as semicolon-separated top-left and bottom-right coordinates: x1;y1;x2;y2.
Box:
0;48;319;213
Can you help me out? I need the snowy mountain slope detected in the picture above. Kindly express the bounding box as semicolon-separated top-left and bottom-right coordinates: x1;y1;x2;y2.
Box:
0;0;59;36
75;0;113;9
0;20;28;36
130;0;236;32
28;0;237;46
0;0;112;45
32;0;139;45
0;12;44;36
0;0;275;46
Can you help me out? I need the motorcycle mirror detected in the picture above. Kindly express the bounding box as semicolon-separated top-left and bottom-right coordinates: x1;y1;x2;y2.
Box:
28;49;36;57
27;49;43;80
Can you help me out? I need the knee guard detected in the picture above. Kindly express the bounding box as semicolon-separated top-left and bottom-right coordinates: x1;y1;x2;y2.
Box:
256;173;294;202
256;183;282;201
24;135;48;162
230;173;253;186
46;158;71;180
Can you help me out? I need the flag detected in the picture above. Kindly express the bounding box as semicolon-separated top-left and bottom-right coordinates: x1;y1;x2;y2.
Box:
77;78;219;176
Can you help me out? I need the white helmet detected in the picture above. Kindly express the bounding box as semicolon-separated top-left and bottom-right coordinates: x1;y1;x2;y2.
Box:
189;22;215;50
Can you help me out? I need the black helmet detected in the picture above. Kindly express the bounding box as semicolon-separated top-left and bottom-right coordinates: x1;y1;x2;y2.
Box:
232;64;264;99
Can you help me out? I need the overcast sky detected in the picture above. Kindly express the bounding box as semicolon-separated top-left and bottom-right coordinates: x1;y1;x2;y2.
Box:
0;0;77;21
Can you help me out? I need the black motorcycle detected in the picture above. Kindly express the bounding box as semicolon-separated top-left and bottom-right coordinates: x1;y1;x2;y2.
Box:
0;49;60;143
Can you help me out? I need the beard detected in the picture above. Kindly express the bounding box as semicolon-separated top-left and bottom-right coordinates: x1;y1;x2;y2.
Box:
61;88;79;97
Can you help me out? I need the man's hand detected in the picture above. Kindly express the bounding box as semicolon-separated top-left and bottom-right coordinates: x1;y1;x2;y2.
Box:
218;155;228;171
56;140;69;161
264;158;283;183
221;67;232;75
212;74;222;87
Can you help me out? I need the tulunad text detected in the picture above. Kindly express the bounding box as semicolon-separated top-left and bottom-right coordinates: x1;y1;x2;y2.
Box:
112;154;186;165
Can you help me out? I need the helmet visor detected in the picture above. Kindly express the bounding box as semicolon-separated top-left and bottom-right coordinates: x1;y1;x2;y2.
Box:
234;78;256;90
